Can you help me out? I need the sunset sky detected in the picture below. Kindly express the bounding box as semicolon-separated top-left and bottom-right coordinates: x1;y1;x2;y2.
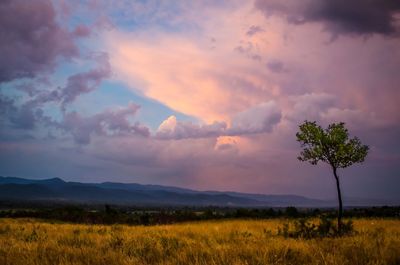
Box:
1;0;399;201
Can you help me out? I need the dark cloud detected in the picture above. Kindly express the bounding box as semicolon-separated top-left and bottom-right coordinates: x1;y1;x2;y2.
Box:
0;0;78;83
0;92;40;130
0;93;149;144
0;95;17;128
0;95;15;112
266;60;286;73
229;101;282;135
0;54;110;131
234;43;262;61
246;25;265;36
10;53;111;111
1;96;53;130
60;103;150;144
255;0;400;37
0;50;138;144
9;104;38;130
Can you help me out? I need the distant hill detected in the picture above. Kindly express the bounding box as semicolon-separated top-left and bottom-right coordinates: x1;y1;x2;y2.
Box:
0;176;343;207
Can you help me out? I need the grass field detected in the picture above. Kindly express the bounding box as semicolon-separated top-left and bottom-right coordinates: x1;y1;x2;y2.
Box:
0;218;399;265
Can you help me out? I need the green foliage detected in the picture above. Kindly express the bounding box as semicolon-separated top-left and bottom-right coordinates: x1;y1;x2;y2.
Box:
278;216;354;239
296;121;369;168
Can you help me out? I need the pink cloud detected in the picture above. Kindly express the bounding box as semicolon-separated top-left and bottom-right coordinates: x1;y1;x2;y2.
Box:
105;4;280;124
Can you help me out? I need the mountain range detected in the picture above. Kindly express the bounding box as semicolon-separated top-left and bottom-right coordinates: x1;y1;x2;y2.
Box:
0;176;394;207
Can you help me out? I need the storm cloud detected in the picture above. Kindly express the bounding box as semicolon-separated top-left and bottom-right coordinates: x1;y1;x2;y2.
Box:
0;0;78;83
255;0;400;37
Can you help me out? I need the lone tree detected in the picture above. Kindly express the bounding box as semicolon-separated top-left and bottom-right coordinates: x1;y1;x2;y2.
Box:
296;121;369;233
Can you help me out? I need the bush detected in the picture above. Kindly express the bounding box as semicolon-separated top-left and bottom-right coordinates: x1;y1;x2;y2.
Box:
278;216;354;239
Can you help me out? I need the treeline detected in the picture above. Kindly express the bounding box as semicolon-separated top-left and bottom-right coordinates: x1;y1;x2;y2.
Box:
0;205;399;225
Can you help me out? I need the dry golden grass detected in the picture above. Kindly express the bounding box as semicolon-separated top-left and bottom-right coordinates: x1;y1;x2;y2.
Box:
0;218;399;265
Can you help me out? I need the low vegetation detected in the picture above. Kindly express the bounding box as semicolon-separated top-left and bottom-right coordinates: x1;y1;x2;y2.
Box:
1;205;399;225
278;216;354;239
0;218;399;265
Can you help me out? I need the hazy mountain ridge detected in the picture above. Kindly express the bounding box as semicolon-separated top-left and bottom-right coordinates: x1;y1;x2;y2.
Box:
0;176;391;207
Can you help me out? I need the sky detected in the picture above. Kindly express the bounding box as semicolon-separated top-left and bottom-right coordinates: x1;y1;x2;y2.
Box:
0;0;400;201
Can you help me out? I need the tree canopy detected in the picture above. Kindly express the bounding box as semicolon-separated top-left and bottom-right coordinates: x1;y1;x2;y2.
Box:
296;121;369;169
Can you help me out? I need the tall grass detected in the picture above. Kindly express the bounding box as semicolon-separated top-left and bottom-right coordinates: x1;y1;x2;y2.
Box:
0;218;399;265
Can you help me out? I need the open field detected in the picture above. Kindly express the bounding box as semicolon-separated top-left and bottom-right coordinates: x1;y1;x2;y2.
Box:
0;218;399;265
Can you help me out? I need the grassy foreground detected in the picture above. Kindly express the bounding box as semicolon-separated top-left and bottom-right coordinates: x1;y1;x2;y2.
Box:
0;218;399;265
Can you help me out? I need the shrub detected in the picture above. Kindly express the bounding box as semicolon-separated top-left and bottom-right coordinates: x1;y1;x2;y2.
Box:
278;216;354;239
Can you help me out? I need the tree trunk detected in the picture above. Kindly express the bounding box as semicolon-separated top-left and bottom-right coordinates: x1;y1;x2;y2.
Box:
332;166;343;234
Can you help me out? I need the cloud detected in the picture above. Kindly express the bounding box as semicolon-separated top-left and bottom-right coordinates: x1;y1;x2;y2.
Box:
9;104;40;130
0;95;16;117
234;42;263;61
0;51;111;133
214;136;240;151
285;93;385;131
108;32;230;122
255;0;400;38
59;53;111;109
229;101;282;134
246;25;265;36
107;28;276;123
1;84;147;144
287;93;337;122
0;0;78;83
156;116;227;140
266;60;286;73
60;102;149;144
0;93;50;130
155;101;281;140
